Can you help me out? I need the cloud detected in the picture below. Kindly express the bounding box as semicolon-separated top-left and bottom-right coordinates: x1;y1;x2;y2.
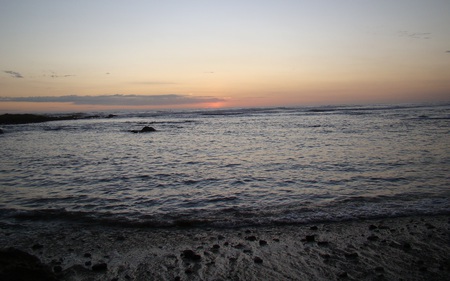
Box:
397;31;431;39
4;70;24;78
49;74;75;78
0;94;225;106
132;81;178;85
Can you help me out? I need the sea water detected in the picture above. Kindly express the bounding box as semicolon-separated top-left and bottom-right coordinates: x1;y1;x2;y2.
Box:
0;103;449;227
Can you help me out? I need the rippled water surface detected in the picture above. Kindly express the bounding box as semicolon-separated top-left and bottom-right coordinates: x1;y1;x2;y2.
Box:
1;104;449;227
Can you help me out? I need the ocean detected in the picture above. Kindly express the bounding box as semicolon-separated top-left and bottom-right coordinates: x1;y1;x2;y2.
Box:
0;103;449;228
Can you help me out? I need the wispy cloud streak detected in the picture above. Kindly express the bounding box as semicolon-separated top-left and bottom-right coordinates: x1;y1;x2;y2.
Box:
397;31;431;39
0;94;225;106
4;70;24;78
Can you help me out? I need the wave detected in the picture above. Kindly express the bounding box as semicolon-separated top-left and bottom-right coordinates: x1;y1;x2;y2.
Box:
2;192;449;229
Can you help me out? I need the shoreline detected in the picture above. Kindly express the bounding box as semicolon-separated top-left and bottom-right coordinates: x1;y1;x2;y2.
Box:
1;215;449;280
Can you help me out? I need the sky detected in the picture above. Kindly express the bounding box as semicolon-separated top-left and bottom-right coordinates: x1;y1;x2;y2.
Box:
1;0;449;112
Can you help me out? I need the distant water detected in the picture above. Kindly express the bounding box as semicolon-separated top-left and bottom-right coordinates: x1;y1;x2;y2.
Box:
1;103;449;227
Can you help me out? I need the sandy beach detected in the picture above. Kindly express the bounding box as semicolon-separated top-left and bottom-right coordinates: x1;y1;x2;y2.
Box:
1;215;449;281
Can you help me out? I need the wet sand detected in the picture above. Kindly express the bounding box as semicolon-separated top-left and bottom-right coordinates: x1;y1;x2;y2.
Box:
1;215;449;280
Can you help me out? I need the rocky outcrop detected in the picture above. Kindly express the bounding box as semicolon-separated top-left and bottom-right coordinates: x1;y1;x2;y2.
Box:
0;247;58;281
130;126;156;133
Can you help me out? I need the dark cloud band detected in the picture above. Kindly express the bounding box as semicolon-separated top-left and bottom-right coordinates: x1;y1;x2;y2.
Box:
4;70;24;78
0;94;224;106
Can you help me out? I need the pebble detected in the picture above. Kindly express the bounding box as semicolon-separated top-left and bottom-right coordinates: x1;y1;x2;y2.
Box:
374;266;384;272
344;252;359;259
245;235;257;241
253;257;263;264
181;249;201;261
32;243;44;250
53;265;62;273
367;235;379;241
92;262;107;271
305;235;315;242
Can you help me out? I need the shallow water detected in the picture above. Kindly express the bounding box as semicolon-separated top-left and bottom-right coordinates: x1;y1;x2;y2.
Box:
1;103;449;227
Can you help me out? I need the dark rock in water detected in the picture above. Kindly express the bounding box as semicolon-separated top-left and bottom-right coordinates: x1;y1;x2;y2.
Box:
106;114;117;118
181;250;201;261
0;247;58;281
92;262;107;271
310;226;318;231
259;240;268;246
212;244;220;250
141;126;156;132
253;257;263;264
130;126;156;133
85;261;92;266
369;225;378;230
0;129;3;134
338;271;348;278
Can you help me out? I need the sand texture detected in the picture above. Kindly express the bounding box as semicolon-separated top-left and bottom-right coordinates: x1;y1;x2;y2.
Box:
1;215;449;281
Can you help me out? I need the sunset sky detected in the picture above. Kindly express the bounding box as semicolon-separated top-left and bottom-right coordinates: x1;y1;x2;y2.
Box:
1;0;449;112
